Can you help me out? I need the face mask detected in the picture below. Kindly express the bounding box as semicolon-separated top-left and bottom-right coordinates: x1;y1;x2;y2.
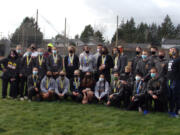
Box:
99;78;104;81
102;51;105;55
39;52;43;56
119;48;123;53
48;48;52;52
16;50;21;54
97;49;100;52
151;73;156;78
136;51;140;55
85;50;89;54
69;50;73;54
125;72;130;75
86;75;91;79
142;55;147;59
135;76;141;81
114;77;118;81
11;54;15;58
159;55;164;59
47;74;52;78
151;51;156;55
27;52;32;56
33;71;38;75
74;75;79;78
52;50;57;54
60;75;65;78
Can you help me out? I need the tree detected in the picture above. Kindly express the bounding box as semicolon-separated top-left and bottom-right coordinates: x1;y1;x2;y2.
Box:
80;25;94;43
161;15;176;39
94;30;105;43
11;17;43;48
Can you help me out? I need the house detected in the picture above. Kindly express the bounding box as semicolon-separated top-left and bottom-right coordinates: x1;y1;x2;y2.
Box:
161;38;180;49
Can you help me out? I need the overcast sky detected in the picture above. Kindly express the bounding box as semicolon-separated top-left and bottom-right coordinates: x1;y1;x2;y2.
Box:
1;0;180;41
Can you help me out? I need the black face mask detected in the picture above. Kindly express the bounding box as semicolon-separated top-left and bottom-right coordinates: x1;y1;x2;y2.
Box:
102;51;105;55
125;72;130;75
69;50;74;54
136;51;140;55
60;75;65;78
48;48;52;52
85;75;91;79
151;51;156;55
85;51;89;54
47;75;51;78
74;75;79;78
159;55;164;59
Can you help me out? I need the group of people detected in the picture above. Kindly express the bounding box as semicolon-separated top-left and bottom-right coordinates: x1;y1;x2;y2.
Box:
0;43;180;117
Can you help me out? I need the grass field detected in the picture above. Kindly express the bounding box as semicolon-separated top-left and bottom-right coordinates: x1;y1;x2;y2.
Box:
0;80;180;135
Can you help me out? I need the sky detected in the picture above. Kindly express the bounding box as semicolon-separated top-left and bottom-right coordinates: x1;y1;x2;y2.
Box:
1;0;180;41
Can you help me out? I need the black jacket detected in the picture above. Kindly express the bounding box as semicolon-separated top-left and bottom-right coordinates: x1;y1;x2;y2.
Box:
70;78;82;93
46;54;62;72
64;54;79;78
27;75;41;91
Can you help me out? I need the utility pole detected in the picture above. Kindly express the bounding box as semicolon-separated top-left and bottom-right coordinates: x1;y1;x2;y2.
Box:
64;18;67;47
116;15;119;47
35;9;38;46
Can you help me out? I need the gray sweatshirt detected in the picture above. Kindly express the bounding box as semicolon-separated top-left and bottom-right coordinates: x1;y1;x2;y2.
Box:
95;80;110;99
55;76;70;95
79;52;95;72
40;76;56;93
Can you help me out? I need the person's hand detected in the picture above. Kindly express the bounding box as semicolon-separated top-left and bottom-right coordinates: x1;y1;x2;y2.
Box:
2;68;6;72
101;64;105;69
148;90;153;95
152;95;158;99
35;88;38;92
132;96;135;101
19;74;23;77
98;97;101;101
82;89;87;93
10;78;16;81
73;91;77;96
109;94;113;99
121;80;127;85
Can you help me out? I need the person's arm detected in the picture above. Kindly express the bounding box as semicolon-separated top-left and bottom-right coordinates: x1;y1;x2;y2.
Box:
48;79;56;91
55;79;60;95
27;76;34;91
62;79;69;95
40;78;48;93
153;78;164;95
94;82;100;98
100;81;109;98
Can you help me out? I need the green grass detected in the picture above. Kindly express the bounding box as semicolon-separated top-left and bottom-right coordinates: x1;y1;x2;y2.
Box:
0;80;180;135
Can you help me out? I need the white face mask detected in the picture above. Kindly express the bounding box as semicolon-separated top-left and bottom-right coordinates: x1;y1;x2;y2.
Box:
97;49;100;52
99;78;104;81
135;76;141;81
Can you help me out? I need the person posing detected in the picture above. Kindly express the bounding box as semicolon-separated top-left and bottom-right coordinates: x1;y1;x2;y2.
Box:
147;67;166;112
112;47;121;74
107;72;123;107
97;46;114;83
131;46;142;77
79;45;94;78
55;71;70;101
81;72;95;104
19;48;35;100
117;45;128;73
128;73;148;114
34;48;47;79
94;74;110;103
46;47;63;79
40;71;56;101
1;50;19;99
27;67;41;101
64;46;79;79
70;70;83;102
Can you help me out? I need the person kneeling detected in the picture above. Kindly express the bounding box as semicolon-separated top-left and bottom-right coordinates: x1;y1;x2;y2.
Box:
128;73;147;114
70;70;83;102
107;72;123;107
40;70;56;101
95;74;110;104
27;67;41;101
55;70;70;101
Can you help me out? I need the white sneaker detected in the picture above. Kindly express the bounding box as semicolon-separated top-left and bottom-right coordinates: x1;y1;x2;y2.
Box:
178;110;180;115
28;100;31;102
20;97;24;101
24;96;28;100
